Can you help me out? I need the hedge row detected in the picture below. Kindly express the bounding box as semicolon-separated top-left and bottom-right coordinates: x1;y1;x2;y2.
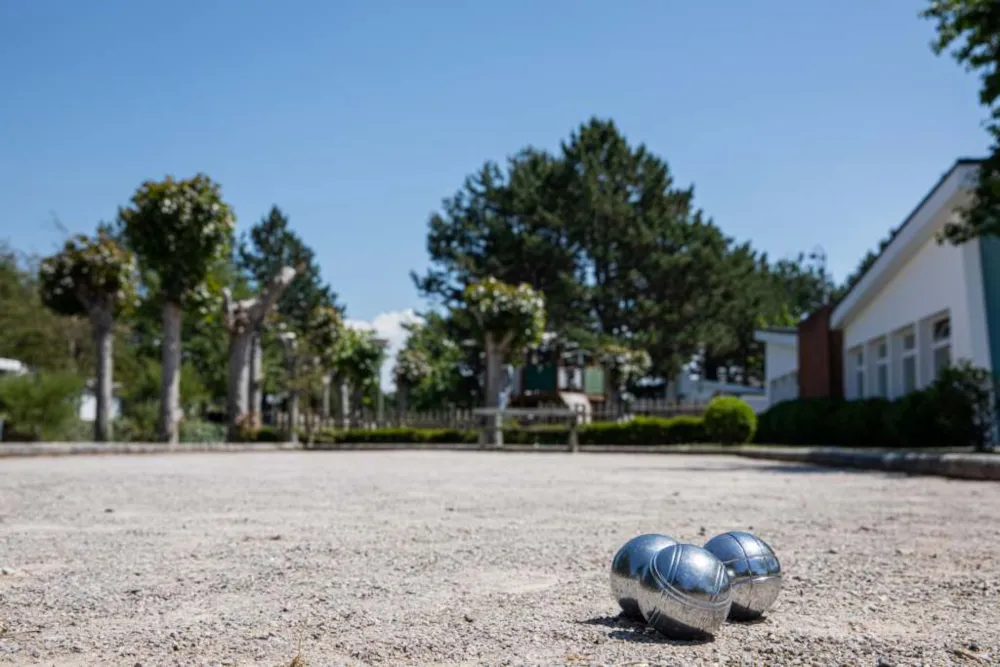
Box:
254;415;714;447
755;363;996;450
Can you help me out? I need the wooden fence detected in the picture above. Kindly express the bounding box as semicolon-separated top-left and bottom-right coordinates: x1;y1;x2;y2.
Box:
270;398;708;432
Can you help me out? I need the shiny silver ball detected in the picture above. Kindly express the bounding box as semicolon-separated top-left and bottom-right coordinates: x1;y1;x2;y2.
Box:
637;543;732;639
610;533;677;620
703;531;782;620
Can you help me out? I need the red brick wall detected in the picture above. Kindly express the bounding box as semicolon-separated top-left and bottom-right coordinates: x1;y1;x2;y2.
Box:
797;305;843;399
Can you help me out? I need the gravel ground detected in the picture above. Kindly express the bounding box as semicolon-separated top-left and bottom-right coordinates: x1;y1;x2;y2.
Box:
0;451;997;667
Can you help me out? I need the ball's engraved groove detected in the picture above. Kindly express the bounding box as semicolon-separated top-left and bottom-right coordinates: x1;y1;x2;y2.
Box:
703;531;782;620
609;533;678;620
636;543;732;639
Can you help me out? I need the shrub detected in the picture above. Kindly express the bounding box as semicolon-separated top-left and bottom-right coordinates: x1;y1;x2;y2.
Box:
0;372;84;441
755;361;998;450
179;419;226;443
703;397;757;445
298;415;710;447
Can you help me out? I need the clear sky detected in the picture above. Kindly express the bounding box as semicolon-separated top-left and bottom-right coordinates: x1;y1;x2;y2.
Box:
0;0;989;376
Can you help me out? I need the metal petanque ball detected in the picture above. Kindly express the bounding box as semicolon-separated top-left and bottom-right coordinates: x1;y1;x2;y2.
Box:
703;531;782;621
637;543;732;640
610;533;678;620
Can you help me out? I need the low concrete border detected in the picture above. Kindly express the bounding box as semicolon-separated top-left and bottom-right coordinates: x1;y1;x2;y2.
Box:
0;441;996;481
0;441;303;458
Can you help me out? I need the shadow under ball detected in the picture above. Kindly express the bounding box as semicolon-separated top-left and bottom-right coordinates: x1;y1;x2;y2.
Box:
610;533;678;620
637;543;732;640
703;531;782;621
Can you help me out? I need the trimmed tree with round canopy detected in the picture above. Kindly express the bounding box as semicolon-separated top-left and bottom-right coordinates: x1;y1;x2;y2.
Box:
458;277;546;411
118;174;236;443
393;345;431;421
39;231;138;442
600;343;652;413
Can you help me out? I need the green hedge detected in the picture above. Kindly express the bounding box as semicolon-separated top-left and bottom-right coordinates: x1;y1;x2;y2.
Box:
756;362;996;450
704;397;757;444
285;415;711;447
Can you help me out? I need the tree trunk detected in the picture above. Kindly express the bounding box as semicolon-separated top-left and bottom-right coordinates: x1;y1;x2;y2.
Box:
226;329;254;441
159;300;183;444
89;307;114;442
352;384;364;428
484;334;506;409
321;373;332;423
484;334;508;446
248;331;263;419
339;378;350;428
287;388;300;443
397;380;408;426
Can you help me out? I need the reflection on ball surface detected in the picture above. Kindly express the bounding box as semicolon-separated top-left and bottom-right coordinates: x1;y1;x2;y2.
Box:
703;531;782;620
610;533;677;620
637;543;732;639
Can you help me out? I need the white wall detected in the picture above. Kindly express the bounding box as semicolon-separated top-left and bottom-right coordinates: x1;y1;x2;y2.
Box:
765;342;797;382
840;233;989;397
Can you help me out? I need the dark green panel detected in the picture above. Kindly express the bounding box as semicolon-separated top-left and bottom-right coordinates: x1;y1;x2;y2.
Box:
979;235;1000;376
522;364;557;392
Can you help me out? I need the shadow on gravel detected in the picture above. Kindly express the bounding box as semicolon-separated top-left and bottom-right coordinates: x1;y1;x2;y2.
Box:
579;615;714;646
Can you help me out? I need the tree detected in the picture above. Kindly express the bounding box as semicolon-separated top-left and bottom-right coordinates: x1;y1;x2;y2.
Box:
393;346;431;418
922;0;1000;242
394;313;479;410
456;278;546;411
38;232;137;441
238;206;340;334
118;174;236;443
600;343;652;410
302;304;345;421
331;327;387;426
221;265;298;441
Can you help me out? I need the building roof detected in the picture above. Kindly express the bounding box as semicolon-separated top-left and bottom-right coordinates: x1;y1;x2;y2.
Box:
754;329;798;346
830;158;983;329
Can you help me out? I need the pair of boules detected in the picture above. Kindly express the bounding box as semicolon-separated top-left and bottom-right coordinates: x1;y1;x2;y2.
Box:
610;530;781;640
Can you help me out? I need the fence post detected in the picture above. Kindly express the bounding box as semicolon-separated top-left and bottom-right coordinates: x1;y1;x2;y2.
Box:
568;410;579;453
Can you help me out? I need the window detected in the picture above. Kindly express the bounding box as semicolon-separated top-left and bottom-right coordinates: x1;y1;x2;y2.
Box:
899;327;917;394
931;316;951;378
874;338;889;397
851;347;865;398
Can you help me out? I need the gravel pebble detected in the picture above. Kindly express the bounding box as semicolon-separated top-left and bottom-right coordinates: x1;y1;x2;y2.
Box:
0;451;998;666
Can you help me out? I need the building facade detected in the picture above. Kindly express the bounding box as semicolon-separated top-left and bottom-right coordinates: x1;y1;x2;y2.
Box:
757;158;1000;408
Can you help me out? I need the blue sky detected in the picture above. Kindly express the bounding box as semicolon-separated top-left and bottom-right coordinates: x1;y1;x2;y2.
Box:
0;0;989;366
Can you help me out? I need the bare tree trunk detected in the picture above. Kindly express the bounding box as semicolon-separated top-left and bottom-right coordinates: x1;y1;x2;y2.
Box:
248;331;263;418
226;330;254;441
222;267;297;440
352;384;363;428
483;333;509;446
159;300;183;444
339;378;350;429
321;373;332;423
288;388;300;443
397;380;408;425
89;306;114;442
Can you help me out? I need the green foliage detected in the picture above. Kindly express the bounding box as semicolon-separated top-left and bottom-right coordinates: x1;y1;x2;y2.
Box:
119;357;210;420
458;277;546;357
238;206;341;333
600;344;652;391
756;362;997;450
0;372;84;441
179;419;226;443
0;245;93;373
922;0;1000;242
38;232;137;317
334;327;386;388
118;174;236;302
394;314;479;410
304;305;344;366
703;396;758;445
394;346;432;387
300;415;710;447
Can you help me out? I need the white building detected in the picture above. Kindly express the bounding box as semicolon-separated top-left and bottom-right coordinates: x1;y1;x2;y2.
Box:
757;158;1000;407
753;328;798;407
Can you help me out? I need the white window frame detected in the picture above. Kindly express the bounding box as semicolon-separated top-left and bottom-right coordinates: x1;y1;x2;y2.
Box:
931;315;951;378
873;337;889;397
900;327;917;395
850;346;865;399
